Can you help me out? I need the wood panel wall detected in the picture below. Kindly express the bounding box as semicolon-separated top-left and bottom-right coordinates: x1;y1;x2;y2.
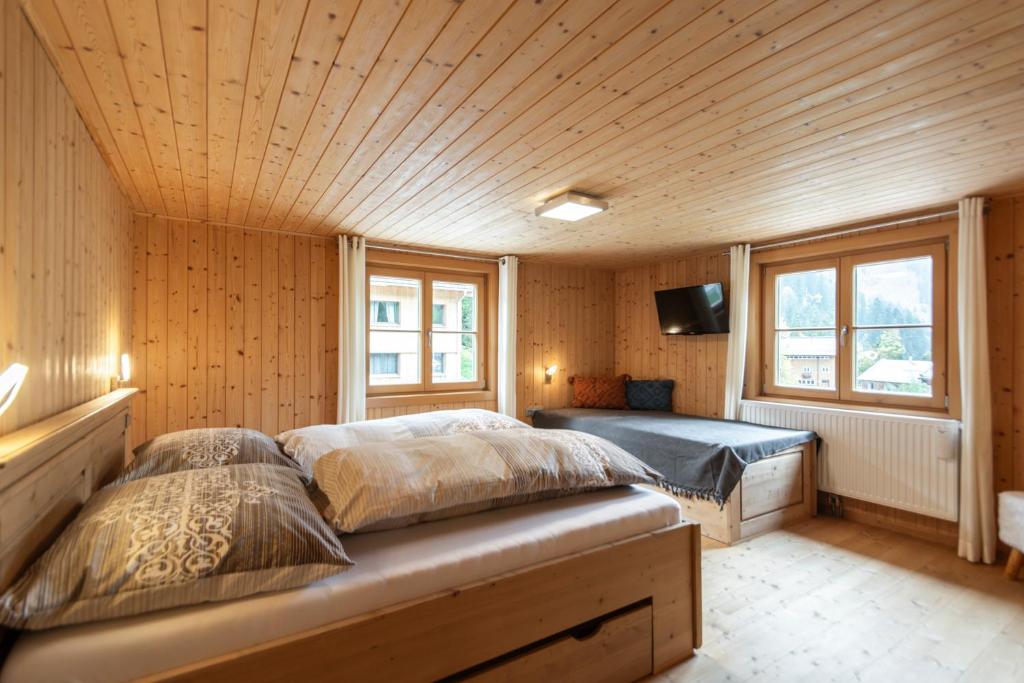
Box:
986;193;1024;497
516;262;616;422
0;0;133;437
130;215;338;445
614;253;730;418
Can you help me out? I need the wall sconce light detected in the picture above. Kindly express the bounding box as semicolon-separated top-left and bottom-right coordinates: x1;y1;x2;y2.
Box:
111;353;132;391
0;363;28;417
545;364;558;384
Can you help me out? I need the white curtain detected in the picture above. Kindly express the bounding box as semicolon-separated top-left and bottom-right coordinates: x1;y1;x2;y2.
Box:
723;244;751;421
338;235;367;424
957;197;996;564
497;255;518;417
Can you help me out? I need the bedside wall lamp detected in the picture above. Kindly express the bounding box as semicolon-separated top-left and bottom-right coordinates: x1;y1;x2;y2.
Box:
545;364;558;384
0;363;28;417
111;353;131;391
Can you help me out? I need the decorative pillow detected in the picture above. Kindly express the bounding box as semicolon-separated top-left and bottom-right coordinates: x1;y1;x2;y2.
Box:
120;428;307;484
313;428;662;533
570;374;631;409
626;379;675;411
0;464;352;629
276;409;530;474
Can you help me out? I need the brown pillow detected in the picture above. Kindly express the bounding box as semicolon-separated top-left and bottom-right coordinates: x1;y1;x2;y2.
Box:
119;428;308;484
0;464;352;629
570;374;631;409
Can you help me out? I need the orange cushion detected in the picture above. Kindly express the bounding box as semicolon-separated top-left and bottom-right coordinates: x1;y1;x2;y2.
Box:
570;374;631;409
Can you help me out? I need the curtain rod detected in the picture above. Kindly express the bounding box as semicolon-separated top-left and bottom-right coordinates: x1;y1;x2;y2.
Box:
720;209;959;255
364;241;501;264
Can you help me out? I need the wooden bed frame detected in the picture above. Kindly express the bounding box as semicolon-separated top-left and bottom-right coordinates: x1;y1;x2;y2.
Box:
664;440;818;545
0;392;702;682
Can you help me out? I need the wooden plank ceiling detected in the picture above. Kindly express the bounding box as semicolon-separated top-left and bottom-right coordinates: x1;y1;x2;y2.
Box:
21;0;1024;266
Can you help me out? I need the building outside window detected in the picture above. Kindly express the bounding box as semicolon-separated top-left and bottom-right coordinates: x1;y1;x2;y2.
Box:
370;300;400;325
369;353;399;376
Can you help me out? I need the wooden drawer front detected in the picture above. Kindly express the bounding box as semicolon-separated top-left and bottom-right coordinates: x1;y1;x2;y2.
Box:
741;449;803;520
466;604;653;683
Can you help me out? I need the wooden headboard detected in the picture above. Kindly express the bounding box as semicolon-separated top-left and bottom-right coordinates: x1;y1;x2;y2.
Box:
0;389;137;594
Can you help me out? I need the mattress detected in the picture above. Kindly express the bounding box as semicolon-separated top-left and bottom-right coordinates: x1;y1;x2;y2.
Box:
1;486;682;683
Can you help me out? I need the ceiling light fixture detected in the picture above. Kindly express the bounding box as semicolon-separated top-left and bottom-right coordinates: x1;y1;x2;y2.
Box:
534;191;607;221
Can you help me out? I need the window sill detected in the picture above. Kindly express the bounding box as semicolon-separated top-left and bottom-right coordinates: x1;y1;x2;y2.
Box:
367;390;496;409
748;395;957;421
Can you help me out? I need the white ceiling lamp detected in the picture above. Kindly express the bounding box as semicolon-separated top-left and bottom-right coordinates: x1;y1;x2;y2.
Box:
534;191;607;221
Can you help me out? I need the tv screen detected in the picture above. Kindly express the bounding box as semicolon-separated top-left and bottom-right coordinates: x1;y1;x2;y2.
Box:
655;283;729;335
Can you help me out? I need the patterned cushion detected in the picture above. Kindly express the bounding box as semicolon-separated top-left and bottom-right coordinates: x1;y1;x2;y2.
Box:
570;375;631;409
626;379;675;411
120;428;307;484
313;428;662;533
0;464;352;629
276;409;530;474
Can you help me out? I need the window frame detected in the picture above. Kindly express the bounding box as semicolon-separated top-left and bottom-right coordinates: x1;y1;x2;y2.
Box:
365;267;425;395
366;262;491;398
424;271;485;392
759;238;950;412
763;257;840;402
838;242;946;409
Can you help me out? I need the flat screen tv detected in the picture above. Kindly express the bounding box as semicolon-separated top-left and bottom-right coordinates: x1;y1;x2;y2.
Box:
654;282;729;335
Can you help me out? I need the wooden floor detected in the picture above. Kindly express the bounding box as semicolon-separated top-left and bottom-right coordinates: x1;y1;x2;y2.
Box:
651;517;1024;683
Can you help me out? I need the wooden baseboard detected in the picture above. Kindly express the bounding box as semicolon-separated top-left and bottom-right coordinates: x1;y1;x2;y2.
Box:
818;492;958;548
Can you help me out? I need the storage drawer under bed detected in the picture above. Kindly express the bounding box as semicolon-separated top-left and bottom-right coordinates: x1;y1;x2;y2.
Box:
453;602;653;683
740;447;804;520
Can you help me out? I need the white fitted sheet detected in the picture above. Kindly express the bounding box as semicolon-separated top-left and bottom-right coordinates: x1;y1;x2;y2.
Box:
2;486;681;683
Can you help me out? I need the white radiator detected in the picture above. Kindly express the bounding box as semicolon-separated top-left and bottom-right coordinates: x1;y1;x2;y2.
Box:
739;400;960;521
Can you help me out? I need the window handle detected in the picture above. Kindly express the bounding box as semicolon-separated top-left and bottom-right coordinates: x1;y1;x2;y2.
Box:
427;330;432;347
840;325;849;348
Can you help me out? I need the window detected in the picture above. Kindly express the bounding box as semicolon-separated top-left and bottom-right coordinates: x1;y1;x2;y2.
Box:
368;276;421;387
370;300;400;325
367;266;487;394
432;279;479;385
762;242;946;410
369;353;399;377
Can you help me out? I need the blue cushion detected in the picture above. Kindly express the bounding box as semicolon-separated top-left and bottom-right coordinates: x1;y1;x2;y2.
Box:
626;379;674;411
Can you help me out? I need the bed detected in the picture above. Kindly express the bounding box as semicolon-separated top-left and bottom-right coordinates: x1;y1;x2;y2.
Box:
532;408;818;545
0;394;701;683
